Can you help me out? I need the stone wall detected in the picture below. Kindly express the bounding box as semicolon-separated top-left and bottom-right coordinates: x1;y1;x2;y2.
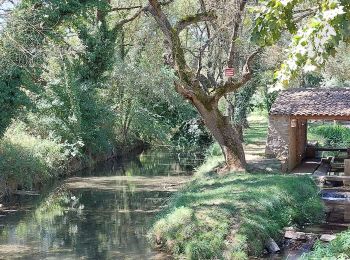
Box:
265;115;290;172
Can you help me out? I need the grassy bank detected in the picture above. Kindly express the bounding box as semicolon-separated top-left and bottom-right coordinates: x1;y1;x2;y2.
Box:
148;152;324;259
0;123;144;198
302;230;350;259
0;123;69;196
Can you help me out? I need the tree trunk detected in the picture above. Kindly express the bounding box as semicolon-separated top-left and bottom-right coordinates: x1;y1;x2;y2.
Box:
191;96;246;171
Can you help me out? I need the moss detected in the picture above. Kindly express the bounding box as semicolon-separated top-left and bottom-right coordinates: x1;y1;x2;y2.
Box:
148;159;324;259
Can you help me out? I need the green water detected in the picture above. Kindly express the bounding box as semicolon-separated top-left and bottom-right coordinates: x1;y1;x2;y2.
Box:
0;150;201;259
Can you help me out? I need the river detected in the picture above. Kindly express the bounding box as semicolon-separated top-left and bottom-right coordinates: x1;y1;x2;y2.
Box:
0;150;202;259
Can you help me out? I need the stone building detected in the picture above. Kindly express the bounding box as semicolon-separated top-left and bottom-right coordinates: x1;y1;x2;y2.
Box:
266;88;350;172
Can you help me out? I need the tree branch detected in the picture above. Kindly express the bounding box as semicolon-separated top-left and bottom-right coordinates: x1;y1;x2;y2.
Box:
214;48;261;101
110;5;142;12
227;0;248;68
113;0;175;28
293;10;317;23
175;11;217;32
116;8;144;27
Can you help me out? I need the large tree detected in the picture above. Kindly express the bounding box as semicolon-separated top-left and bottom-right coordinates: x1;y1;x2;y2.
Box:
143;0;260;171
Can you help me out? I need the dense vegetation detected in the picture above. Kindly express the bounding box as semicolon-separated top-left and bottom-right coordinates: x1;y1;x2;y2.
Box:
0;0;204;194
308;123;350;148
1;0;350;258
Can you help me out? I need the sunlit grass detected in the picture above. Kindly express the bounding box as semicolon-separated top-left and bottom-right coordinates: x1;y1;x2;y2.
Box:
244;113;268;145
149;159;324;259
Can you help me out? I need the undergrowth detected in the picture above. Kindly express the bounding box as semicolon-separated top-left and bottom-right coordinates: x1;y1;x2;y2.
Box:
0;123;68;191
308;123;350;148
302;230;350;259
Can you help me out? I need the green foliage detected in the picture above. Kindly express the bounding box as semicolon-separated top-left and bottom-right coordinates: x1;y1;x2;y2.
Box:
0;0;107;137
172;118;212;152
0;122;68;189
148;160;324;259
302;230;350;259
253;0;350;88
308;123;350;147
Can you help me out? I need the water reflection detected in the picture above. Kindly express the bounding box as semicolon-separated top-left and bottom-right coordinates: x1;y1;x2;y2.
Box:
0;150;199;259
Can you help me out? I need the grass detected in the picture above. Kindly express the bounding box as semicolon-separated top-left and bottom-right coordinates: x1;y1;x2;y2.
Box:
302;230;350;259
148;159;324;259
308;122;350;148
244;113;268;145
148;111;325;259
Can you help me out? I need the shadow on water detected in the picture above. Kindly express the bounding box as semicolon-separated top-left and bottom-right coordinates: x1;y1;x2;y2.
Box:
0;150;202;259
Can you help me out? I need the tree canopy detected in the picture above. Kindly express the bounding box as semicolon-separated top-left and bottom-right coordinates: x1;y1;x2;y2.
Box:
253;0;350;90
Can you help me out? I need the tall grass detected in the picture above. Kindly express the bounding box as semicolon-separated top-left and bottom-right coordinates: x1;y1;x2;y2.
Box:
0;122;68;191
302;230;350;259
308;124;350;148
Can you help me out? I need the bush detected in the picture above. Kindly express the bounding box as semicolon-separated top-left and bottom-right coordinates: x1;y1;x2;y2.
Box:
308;124;350;147
0;122;68;190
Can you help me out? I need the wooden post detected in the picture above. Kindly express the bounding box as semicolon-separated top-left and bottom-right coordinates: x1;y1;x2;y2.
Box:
344;159;350;186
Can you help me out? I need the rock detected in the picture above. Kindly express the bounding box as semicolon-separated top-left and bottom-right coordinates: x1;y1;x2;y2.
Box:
284;226;296;231
265;238;280;253
320;234;336;242
284;230;307;240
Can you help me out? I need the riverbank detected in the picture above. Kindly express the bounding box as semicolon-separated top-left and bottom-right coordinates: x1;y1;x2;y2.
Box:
302;229;350;259
147;114;325;259
0;123;148;200
148;157;324;259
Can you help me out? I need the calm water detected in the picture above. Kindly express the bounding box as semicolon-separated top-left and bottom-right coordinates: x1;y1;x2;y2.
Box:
0;150;201;259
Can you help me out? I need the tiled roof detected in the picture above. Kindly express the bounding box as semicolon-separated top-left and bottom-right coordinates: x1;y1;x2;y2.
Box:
270;88;350;117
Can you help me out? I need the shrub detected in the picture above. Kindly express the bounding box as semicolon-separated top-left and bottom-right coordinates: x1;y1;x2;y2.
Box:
308;124;350;147
0;122;68;190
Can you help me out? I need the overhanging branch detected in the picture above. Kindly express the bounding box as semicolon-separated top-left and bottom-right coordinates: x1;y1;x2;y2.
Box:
175;11;217;32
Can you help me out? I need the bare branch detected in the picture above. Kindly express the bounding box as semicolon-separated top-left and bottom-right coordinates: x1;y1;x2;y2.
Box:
293;10;317;23
113;0;175;28
227;0;248;68
115;8;144;27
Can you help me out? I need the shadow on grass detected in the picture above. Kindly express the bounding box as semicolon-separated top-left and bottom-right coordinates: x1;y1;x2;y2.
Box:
149;173;324;259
